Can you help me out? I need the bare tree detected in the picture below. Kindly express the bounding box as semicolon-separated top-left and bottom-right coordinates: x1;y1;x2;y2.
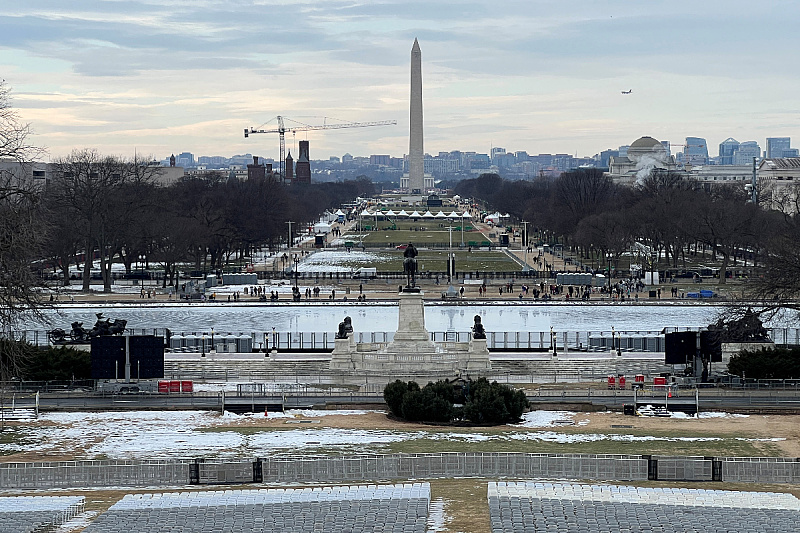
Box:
0;80;47;427
0;80;47;330
49;150;160;292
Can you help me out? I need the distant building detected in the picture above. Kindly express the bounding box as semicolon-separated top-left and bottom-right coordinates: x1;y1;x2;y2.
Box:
370;154;391;166
247;156;266;181
598;149;619;168
285;152;294;181
0;159;51;189
718;138;740;165
176;152;195;168
295;140;311;183
733;141;761;165
608;136;677;184
758;157;800;213
766;137;791;158
683;137;708;165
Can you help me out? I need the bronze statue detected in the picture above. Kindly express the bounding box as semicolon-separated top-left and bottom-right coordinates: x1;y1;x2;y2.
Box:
472;315;486;339
403;243;418;288
336;321;347;339
336;316;353;339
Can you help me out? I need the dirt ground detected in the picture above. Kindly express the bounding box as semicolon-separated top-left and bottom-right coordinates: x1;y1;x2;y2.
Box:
223;409;800;456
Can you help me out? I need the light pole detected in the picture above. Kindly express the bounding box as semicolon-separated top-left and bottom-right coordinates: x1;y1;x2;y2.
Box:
201;333;206;357
606;252;613;296
448;225;453;282
293;256;300;289
210;327;214;353
522;221;529;272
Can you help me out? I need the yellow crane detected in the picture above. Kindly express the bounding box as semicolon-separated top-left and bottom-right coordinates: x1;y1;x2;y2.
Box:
244;116;396;179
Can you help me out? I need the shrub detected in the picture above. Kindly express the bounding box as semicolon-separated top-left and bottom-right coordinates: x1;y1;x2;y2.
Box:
728;347;800;380
383;377;527;424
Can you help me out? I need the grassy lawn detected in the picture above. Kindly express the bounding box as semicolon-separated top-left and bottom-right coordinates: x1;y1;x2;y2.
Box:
360;229;489;247
198;424;778;458
0;429;25;456
385;435;770;457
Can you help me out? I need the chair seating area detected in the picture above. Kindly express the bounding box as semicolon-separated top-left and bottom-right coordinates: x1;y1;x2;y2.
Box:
488;482;800;533
0;496;85;533
83;483;430;533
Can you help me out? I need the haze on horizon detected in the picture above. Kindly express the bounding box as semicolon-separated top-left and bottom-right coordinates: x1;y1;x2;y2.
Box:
2;1;799;162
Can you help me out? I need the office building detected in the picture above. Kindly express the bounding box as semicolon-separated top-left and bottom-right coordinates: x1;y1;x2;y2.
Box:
718;138;740;165
767;137;791;158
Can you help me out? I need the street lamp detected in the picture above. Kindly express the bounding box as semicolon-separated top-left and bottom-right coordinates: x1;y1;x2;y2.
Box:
293;256;300;289
210;327;215;353
201;333;206;357
448;225;453;282
522;221;529;272
606;252;613;295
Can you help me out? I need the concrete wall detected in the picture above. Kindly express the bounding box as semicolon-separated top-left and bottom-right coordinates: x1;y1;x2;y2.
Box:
2;453;799;490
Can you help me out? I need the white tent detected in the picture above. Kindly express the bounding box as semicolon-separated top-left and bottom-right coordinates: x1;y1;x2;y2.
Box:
422;211;435;218
461;212;472;218
385;209;396;216
409;210;422;218
360;209;372;216
447;211;461;219
435;211;447;218
334;209;346;216
313;222;332;233
398;209;409;217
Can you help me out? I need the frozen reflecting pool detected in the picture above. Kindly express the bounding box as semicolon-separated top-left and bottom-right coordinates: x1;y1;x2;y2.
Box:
24;302;724;335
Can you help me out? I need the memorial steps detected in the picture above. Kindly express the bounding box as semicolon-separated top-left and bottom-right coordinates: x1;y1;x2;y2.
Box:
164;355;670;382
164;358;330;381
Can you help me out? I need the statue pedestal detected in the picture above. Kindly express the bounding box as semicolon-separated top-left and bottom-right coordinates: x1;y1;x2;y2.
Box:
330;337;355;370
386;290;436;353
466;338;491;371
328;289;492;374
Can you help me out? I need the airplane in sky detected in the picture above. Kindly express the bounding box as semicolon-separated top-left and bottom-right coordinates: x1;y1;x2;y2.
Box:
621;89;632;94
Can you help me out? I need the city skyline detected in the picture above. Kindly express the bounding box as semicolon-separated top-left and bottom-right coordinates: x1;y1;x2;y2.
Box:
2;1;799;162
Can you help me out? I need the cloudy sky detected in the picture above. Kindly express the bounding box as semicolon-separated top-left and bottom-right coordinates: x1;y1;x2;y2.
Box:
3;1;799;162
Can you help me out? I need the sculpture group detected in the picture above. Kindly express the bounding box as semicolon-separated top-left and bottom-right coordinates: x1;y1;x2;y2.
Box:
48;313;127;344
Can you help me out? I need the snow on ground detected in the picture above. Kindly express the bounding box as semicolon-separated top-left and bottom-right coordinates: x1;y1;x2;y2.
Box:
512;411;580;428
297;250;393;272
0;409;761;461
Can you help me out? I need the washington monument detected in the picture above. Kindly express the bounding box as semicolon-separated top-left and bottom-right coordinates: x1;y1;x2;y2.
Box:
408;38;424;194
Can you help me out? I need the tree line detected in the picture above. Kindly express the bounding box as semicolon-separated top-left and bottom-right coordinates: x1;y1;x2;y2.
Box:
455;170;797;298
40;149;375;292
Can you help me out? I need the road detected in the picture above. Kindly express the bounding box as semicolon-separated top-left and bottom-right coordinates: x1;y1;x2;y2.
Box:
7;388;800;414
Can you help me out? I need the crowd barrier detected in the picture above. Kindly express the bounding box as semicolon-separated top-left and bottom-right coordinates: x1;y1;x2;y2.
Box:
3;453;799;490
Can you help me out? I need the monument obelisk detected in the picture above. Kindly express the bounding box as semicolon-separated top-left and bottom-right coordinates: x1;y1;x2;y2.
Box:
408;38;424;194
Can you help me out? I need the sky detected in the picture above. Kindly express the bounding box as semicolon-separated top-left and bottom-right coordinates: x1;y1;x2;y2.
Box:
2;1;800;162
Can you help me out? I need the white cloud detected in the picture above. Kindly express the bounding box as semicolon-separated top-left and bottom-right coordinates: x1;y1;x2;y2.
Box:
1;0;798;160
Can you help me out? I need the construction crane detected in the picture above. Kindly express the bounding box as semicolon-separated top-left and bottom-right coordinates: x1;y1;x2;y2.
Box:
244;116;397;180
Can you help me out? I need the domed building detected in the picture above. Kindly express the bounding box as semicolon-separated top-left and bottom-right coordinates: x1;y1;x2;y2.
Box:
608;136;677;184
